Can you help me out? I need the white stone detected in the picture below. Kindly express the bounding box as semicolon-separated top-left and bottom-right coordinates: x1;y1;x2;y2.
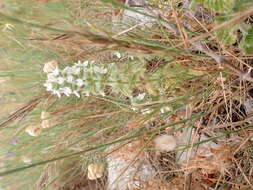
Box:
107;157;155;190
154;134;177;152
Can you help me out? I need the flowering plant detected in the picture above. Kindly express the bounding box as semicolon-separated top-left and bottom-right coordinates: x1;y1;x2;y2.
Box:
43;60;144;99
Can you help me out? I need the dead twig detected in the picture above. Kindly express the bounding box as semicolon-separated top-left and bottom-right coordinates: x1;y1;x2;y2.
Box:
190;41;253;82
202;113;253;132
0;94;47;128
233;158;253;189
159;6;253;82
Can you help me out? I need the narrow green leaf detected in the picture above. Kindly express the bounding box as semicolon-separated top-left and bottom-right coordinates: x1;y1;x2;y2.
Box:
239;26;253;54
194;0;235;13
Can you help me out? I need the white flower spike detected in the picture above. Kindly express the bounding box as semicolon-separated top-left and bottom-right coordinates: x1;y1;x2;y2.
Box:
43;59;142;99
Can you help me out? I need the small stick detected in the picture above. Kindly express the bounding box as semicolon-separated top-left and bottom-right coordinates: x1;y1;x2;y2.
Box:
233;158;253;189
190;41;253;82
112;21;149;38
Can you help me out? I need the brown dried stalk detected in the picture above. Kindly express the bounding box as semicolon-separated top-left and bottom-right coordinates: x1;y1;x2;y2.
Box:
157;6;253;82
190;41;253;82
0;94;47;128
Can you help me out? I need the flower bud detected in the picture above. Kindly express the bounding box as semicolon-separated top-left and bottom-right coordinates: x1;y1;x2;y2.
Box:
87;163;105;180
41;120;50;129
41;111;50;120
43;60;58;73
21;156;32;164
41;111;52;128
25;125;42;137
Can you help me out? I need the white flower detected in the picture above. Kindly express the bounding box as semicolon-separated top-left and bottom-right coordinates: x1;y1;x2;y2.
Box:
43;59;121;99
83;61;89;67
52;90;61;98
73;91;80;98
43;82;53;91
76;79;85;87
66;67;75;75
136;93;145;100
51;68;60;76
66;75;74;83
76;60;90;67
47;73;58;82
72;67;81;75
87;163;105;180
62;66;71;74
93;66;101;72
141;108;153;115
57;77;65;84
75;60;84;67
60;87;72;96
113;51;122;59
25;125;42;137
100;67;108;74
93;66;108;74
160;106;171;114
154;135;177;152
85;66;95;73
43;60;58;73
62;66;80;75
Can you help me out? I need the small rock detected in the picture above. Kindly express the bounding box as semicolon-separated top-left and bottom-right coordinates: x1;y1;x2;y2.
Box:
153;134;177;152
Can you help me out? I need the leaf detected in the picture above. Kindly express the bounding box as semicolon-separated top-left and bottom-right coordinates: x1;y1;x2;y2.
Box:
214;17;238;45
215;26;237;45
239;26;253;54
187;68;206;76
194;0;235;13
233;0;253;11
